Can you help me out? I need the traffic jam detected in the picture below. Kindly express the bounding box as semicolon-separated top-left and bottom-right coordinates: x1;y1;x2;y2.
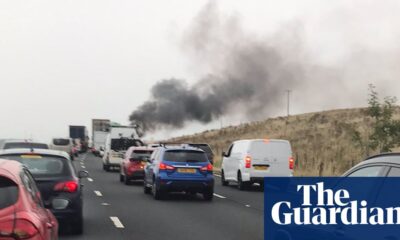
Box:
2;1;400;240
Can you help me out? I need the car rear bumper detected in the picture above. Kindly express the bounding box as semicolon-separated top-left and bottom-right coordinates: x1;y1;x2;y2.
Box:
52;207;82;223
158;178;214;192
126;170;145;179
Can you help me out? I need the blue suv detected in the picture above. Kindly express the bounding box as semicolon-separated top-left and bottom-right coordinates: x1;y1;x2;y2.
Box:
143;145;214;201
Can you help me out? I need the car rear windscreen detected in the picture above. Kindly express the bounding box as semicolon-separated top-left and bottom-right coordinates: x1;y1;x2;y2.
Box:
0;176;18;210
4;142;49;150
131;150;153;161
163;150;208;163
0;155;71;177
53;139;70;146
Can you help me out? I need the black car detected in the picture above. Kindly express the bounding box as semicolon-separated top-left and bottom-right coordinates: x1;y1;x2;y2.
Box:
187;144;215;164
0;148;88;234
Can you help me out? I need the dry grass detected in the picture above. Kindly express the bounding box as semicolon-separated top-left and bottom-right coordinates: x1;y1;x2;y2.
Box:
169;108;400;176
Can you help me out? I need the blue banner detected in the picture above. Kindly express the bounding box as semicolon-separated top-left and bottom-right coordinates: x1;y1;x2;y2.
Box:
264;177;400;240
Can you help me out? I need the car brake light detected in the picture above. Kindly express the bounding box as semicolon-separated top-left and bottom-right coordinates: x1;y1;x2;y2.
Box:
200;163;213;172
245;156;252;168
0;219;39;239
289;157;295;170
159;163;174;170
54;181;78;193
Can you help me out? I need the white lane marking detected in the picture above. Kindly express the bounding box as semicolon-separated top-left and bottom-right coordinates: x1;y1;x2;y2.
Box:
214;174;221;178
94;191;103;197
81;166;86;169
245;204;251;208
101;203;110;206
110;217;124;229
213;193;226;199
88;178;93;182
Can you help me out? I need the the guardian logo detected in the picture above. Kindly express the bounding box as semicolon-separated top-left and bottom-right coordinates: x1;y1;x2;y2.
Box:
265;177;400;240
271;182;400;226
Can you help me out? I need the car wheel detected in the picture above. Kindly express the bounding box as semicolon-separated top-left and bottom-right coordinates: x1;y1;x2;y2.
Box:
221;170;229;186
237;172;247;191
70;214;83;235
152;180;164;200
144;181;151;194
124;175;130;185
203;190;214;201
119;174;124;182
103;164;110;172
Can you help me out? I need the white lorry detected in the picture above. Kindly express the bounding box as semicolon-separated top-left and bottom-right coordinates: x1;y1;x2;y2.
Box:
102;126;144;171
92;131;108;157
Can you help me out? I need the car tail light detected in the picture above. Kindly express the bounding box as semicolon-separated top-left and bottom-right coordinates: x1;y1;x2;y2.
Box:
289;157;295;170
159;163;174;171
54;181;78;193
200;163;213;172
0;219;39;239
245;156;252;168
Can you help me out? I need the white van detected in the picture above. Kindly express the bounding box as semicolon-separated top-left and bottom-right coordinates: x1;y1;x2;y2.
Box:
102;127;144;171
221;139;294;190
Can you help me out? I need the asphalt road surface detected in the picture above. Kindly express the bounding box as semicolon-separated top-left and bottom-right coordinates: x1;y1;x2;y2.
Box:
60;153;263;240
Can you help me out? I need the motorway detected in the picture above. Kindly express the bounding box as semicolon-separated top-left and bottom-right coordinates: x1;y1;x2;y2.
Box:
61;154;264;240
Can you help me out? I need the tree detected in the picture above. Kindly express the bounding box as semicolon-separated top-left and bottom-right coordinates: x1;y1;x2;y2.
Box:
352;84;400;155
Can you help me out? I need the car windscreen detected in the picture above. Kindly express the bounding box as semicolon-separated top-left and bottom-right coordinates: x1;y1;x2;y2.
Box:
131;150;153;161
0;155;71;177
163;150;208;163
4;142;49;150
0;176;19;210
111;139;143;151
53;139;70;146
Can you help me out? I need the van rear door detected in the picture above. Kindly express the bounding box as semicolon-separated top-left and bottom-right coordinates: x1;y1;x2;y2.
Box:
249;140;292;176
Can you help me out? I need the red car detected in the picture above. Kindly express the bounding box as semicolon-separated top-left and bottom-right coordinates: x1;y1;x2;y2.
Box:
0;159;58;240
119;146;154;185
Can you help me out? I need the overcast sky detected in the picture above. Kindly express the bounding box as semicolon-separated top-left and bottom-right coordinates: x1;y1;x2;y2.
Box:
1;0;400;142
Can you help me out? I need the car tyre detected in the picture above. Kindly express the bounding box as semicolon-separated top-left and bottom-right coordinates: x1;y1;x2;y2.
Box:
119;174;124;182
70;214;83;235
152;180;164;200
203;190;214;201
124;175;130;185
221;170;229;186
144;182;151;194
237;172;247;191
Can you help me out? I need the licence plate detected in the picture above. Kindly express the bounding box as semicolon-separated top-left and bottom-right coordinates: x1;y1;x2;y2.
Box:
177;168;196;173
254;166;268;170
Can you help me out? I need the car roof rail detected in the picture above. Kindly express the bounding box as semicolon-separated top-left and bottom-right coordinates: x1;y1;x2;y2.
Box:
364;152;400;161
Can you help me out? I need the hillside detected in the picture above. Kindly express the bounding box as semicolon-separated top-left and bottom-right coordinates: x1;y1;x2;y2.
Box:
169;108;400;176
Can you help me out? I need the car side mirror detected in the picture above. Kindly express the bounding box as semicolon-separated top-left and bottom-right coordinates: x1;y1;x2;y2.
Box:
100;146;104;151
222;152;227;157
78;170;89;179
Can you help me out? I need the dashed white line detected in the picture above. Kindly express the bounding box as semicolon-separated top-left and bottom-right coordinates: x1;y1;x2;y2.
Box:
101;203;110;206
214;174;222;178
213;193;226;199
110;217;124;228
94;191;103;197
245;204;251;208
88;178;93;182
81;166;86;169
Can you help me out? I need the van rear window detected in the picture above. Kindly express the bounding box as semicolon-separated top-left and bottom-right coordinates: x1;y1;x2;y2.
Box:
0;176;18;210
53;139;70;146
163;150;208;163
250;141;291;158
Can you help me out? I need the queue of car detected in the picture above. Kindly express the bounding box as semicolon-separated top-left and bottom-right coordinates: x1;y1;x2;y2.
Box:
2;133;399;240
